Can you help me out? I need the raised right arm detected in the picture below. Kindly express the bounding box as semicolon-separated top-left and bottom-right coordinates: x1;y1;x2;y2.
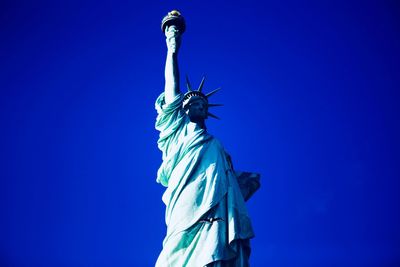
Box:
164;26;181;104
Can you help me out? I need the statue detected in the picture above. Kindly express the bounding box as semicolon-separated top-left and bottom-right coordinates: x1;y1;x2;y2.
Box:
155;10;260;267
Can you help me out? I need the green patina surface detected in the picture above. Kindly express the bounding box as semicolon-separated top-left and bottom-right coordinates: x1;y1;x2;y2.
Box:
155;93;259;267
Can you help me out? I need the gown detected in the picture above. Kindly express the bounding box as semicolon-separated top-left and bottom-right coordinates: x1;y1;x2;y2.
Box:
155;93;260;267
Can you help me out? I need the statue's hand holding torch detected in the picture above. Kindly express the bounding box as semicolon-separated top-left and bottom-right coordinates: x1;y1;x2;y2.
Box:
162;10;185;54
165;25;181;53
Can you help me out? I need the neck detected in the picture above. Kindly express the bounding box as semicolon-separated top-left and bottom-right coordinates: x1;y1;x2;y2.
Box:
197;120;206;130
191;119;206;130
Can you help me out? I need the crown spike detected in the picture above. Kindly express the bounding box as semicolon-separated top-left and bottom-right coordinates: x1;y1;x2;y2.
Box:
197;76;206;92
206;87;221;98
208;103;223;107
207;112;220;120
186;75;193;91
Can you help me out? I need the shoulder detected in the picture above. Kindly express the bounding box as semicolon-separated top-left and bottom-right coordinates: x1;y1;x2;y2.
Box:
155;92;183;115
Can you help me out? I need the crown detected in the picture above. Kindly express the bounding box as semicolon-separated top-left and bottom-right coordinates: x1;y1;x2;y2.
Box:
182;75;222;119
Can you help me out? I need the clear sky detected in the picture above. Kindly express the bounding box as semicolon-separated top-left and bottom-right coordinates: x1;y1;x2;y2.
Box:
1;1;399;266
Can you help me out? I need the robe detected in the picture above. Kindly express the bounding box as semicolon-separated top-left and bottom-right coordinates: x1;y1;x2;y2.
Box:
155;93;260;267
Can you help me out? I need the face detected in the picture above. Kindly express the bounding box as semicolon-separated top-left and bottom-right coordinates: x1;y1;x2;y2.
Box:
185;98;208;123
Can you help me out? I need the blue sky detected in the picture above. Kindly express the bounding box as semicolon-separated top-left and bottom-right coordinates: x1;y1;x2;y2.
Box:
1;1;399;266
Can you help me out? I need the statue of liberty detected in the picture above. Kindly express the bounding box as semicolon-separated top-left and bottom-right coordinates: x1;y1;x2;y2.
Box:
155;10;260;267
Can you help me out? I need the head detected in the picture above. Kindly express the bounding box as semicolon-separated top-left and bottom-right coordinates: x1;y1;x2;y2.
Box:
184;96;208;124
183;76;222;126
